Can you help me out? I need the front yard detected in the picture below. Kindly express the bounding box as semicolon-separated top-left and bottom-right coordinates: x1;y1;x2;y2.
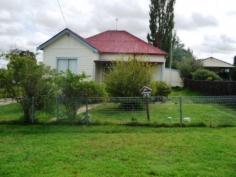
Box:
0;100;235;127
0;125;236;177
0;89;236;176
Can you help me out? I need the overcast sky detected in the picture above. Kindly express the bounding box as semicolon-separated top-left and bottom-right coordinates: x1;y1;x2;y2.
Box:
0;0;236;63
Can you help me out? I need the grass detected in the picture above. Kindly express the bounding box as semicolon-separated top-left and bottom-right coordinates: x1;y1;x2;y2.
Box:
0;88;236;176
170;87;201;96
0;103;55;123
0;87;235;127
0;125;236;177
89;102;236;127
0;103;23;122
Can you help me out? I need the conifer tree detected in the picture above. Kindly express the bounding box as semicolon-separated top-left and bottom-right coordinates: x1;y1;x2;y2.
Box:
147;0;176;66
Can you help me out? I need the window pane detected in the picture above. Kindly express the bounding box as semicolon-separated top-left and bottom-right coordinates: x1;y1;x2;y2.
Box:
57;59;68;72
69;59;77;74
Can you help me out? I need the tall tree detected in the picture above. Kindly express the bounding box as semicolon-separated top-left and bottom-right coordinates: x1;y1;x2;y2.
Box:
172;35;195;68
147;0;176;66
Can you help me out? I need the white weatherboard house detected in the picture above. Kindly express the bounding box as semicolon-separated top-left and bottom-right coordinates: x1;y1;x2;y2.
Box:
37;28;167;83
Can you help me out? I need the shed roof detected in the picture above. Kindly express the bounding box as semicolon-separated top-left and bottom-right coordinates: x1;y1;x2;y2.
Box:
199;57;234;68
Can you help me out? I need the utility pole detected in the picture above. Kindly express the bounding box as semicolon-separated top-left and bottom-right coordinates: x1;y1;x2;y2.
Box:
169;30;174;85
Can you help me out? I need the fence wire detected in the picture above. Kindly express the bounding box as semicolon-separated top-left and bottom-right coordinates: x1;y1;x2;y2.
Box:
0;96;236;127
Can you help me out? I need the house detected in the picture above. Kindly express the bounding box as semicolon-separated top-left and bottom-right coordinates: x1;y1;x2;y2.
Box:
37;28;167;82
199;57;234;79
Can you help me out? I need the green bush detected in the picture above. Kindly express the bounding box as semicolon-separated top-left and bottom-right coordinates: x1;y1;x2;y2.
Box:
105;58;152;97
192;69;222;81
0;50;57;123
58;71;107;119
151;81;171;97
105;58;152;110
177;57;203;79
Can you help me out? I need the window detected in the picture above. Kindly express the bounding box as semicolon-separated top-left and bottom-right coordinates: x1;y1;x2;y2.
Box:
57;58;78;74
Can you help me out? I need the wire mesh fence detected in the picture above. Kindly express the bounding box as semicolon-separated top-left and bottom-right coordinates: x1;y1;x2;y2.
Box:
0;96;236;127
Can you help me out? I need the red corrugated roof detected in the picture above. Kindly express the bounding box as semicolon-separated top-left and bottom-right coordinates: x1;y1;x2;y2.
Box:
86;30;167;55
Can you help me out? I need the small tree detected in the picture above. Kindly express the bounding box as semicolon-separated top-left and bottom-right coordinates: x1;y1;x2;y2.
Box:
0;50;56;123
57;71;106;119
105;58;152;97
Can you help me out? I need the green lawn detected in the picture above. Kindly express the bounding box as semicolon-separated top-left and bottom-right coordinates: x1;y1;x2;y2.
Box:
0;125;236;177
88;102;236;127
0;99;236;127
0;88;236;176
170;87;201;96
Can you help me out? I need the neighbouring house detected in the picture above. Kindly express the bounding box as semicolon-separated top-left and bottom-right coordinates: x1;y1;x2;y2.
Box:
199;57;234;80
37;28;167;82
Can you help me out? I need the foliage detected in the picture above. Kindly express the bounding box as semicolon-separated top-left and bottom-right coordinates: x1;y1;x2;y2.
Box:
172;35;195;68
0;50;56;123
147;0;176;66
105;58;152;97
57;71;107;119
151;81;171;97
177;57;203;79
192;69;222;81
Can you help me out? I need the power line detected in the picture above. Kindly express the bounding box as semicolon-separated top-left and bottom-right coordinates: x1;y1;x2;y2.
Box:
56;0;67;27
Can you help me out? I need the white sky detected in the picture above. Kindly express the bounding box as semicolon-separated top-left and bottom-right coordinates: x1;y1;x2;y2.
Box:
0;0;236;63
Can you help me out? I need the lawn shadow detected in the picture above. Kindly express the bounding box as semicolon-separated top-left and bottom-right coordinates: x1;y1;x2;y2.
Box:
0;119;235;136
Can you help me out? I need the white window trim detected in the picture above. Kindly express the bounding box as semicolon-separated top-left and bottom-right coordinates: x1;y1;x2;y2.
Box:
56;57;78;74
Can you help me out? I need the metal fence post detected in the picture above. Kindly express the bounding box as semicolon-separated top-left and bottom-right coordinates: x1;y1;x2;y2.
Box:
31;97;35;124
56;96;59;121
179;97;183;127
145;97;150;121
85;98;89;117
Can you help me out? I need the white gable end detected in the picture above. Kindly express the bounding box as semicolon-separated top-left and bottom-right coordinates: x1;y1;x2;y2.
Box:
201;58;234;68
43;34;99;79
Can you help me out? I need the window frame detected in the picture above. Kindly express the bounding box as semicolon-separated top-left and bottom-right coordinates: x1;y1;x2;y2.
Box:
56;57;78;74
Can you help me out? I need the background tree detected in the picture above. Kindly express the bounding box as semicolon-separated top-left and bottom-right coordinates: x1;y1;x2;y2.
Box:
147;0;176;66
0;50;56;123
172;35;195;68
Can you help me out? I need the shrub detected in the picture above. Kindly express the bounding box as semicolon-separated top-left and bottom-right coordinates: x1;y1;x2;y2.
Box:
105;58;152;110
177;57;203;79
192;69;222;81
0;50;57;123
58;71;107;119
151;81;171;97
105;58;152;97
